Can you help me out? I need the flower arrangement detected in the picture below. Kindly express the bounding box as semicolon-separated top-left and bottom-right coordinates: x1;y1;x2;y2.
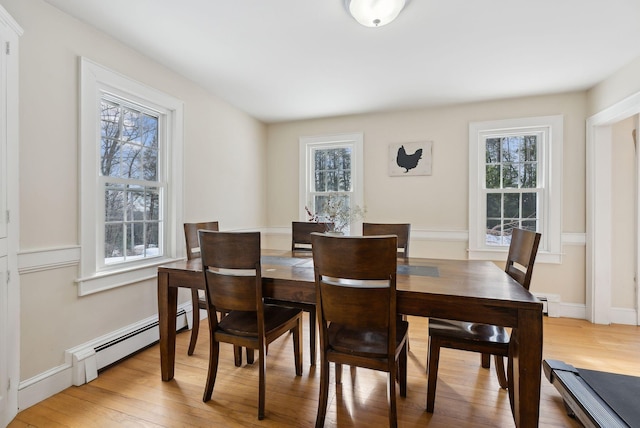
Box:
305;193;366;234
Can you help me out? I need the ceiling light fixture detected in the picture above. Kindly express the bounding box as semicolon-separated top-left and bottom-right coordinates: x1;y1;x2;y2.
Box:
345;0;406;28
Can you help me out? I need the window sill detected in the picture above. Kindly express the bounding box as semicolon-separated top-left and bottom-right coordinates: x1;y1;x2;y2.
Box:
467;249;561;264
76;257;181;296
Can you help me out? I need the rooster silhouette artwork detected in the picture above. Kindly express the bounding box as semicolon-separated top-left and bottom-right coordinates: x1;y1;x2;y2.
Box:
396;145;423;173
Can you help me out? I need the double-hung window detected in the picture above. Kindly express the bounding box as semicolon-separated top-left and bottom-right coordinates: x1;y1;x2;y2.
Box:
299;133;364;234
78;58;184;295
468;115;562;262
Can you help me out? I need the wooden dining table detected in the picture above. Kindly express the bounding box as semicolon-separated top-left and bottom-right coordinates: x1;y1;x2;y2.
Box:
157;250;543;428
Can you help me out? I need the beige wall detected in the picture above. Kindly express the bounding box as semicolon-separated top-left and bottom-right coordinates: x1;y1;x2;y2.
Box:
2;0;267;379
611;117;636;309
266;92;588;304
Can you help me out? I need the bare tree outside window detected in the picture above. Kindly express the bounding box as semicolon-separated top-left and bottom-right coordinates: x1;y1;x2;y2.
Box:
101;98;161;264
485;134;539;246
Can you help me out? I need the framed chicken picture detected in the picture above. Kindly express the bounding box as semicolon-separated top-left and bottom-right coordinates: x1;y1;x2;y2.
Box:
388;141;433;176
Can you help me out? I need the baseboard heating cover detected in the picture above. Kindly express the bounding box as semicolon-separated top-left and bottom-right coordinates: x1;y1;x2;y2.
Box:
18;302;192;411
66;306;189;386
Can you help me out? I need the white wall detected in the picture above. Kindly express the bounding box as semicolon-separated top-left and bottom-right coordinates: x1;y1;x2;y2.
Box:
1;0;266;381
266;92;588;307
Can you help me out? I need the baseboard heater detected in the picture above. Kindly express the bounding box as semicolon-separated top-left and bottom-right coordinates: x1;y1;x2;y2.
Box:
67;307;189;386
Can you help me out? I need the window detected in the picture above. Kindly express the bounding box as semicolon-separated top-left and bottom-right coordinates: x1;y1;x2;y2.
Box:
468;116;562;262
299;133;363;233
78;58;184;296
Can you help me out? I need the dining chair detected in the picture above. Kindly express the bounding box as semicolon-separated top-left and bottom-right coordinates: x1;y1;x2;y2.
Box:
362;222;411;258
426;227;541;412
199;230;303;420
183;221;218;356
311;233;408;428
264;221;333;366
291;221;334;253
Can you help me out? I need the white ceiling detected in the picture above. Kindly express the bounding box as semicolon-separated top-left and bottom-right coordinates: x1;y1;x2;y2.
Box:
44;0;640;123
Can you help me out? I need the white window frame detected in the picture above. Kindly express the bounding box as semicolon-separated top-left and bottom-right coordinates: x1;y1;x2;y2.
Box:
468;115;562;263
299;132;364;232
77;58;184;296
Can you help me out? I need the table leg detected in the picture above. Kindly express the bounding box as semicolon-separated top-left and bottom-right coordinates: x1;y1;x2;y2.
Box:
158;271;177;381
510;308;543;428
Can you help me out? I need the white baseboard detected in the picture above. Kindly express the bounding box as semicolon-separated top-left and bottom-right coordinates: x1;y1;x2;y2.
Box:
17;302;192;411
610;307;638;325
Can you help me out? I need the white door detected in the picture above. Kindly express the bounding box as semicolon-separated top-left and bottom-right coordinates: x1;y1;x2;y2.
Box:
0;6;21;427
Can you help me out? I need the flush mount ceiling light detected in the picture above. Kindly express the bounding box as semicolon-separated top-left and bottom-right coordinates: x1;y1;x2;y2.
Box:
345;0;406;27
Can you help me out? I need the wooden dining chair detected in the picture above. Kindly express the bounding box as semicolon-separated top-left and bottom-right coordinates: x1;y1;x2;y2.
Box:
363;222;411;258
183;221;219;356
311;233;408;428
264;221;333;366
426;227;541;412
199;230;303;420
291;221;333;253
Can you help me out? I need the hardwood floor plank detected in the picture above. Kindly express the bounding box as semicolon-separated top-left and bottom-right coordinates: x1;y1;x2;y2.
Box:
10;314;639;427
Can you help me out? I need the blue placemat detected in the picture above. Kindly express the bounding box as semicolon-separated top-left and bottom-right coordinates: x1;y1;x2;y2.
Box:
397;264;439;277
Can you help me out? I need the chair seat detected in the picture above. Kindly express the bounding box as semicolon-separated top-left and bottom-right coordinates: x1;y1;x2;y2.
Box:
328;321;409;358
428;318;509;345
219;305;302;337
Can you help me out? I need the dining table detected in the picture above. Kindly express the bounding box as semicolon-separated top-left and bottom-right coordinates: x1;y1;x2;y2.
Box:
157;249;543;428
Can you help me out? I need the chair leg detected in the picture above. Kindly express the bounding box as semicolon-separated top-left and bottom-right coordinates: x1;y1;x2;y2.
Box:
293;318;303;376
258;345;266;420
246;347;255;364
188;289;200;356
494;355;508;389
309;307;316;365
234;345;242;366
315;358;330;428
335;363;342;385
202;340;219;402
481;352;491;368
426;336;441;413
388;364;398;428
399;341;407;397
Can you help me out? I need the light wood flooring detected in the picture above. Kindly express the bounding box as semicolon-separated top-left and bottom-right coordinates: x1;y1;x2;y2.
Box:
8;315;640;427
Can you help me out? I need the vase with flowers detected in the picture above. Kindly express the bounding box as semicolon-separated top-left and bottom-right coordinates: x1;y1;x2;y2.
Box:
305;192;366;235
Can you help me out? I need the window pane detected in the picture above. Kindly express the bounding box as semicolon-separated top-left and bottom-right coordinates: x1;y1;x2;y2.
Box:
486;219;502;246
141;114;158;149
486;165;500;188
122;108;142;143
524;135;537;161
105;183;125;221
503;164;519;188
502;136;522;163
127;185;145;221
105;224;124;262
522;192;537;219
143;147;158;181
486;193;501;218
313;147;352;193
486;138;501;163
101;101;120;139
145;187;160;221
101;138;120;176
522;220;537;232
120;143;142;179
126;223;145;256
522;164;537;188
504;193;520;218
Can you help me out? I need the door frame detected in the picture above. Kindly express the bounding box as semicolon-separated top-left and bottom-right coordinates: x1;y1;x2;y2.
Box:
586;91;640;325
0;5;21;426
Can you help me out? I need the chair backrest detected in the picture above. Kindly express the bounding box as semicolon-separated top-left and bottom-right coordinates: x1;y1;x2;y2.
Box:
198;230;262;313
362;222;411;258
291;221;334;252
505;228;541;290
184;221;219;260
311;233;398;332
